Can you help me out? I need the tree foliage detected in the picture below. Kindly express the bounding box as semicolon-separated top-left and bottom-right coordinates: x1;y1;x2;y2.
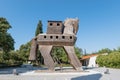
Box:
96;48;120;68
0;17;14;53
74;47;83;58
98;48;112;54
51;47;67;64
18;42;31;62
0;50;22;67
35;20;43;36
2;33;14;53
0;17;11;33
0;17;18;67
51;47;82;66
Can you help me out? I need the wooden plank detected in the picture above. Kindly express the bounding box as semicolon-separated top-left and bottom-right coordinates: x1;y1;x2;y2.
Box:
29;38;37;60
39;45;55;70
64;46;82;71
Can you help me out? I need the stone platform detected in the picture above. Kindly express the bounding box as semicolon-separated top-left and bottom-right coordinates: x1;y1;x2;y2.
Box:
1;67;120;80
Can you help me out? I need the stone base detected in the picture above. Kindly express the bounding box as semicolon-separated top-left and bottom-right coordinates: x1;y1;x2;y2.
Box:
35;68;86;73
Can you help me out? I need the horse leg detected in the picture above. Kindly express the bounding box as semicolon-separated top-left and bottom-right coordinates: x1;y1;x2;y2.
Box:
64;46;82;71
39;45;55;70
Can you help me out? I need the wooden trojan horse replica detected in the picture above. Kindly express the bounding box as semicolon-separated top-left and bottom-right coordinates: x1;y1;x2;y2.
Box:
29;18;82;71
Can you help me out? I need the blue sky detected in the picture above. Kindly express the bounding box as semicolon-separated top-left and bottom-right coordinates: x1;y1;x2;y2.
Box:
0;0;120;53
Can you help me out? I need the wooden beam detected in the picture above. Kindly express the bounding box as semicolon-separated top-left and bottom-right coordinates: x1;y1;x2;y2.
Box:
39;45;55;70
29;38;37;60
64;46;82;71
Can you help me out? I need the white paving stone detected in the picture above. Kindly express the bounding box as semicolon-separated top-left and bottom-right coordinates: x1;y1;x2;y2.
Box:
0;67;120;80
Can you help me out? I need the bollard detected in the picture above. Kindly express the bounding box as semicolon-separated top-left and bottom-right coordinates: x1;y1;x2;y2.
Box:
104;69;109;74
13;69;19;75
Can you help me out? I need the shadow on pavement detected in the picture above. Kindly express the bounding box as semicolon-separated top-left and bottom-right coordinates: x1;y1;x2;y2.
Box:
71;73;102;80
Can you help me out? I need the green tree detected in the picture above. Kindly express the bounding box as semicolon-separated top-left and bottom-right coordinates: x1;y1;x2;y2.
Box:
5;51;23;66
35;20;43;36
51;47;82;66
0;51;4;63
116;47;120;52
2;33;14;53
51;47;67;64
75;47;83;59
0;17;14;53
96;52;120;68
0;18;14;53
98;48;112;54
0;17;11;33
19;42;31;62
0;17;15;67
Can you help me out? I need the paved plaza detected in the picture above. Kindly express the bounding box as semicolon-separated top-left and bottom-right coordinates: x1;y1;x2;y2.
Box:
0;66;120;80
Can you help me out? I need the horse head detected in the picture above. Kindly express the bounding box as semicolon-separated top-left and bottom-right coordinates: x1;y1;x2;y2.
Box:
63;18;79;35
